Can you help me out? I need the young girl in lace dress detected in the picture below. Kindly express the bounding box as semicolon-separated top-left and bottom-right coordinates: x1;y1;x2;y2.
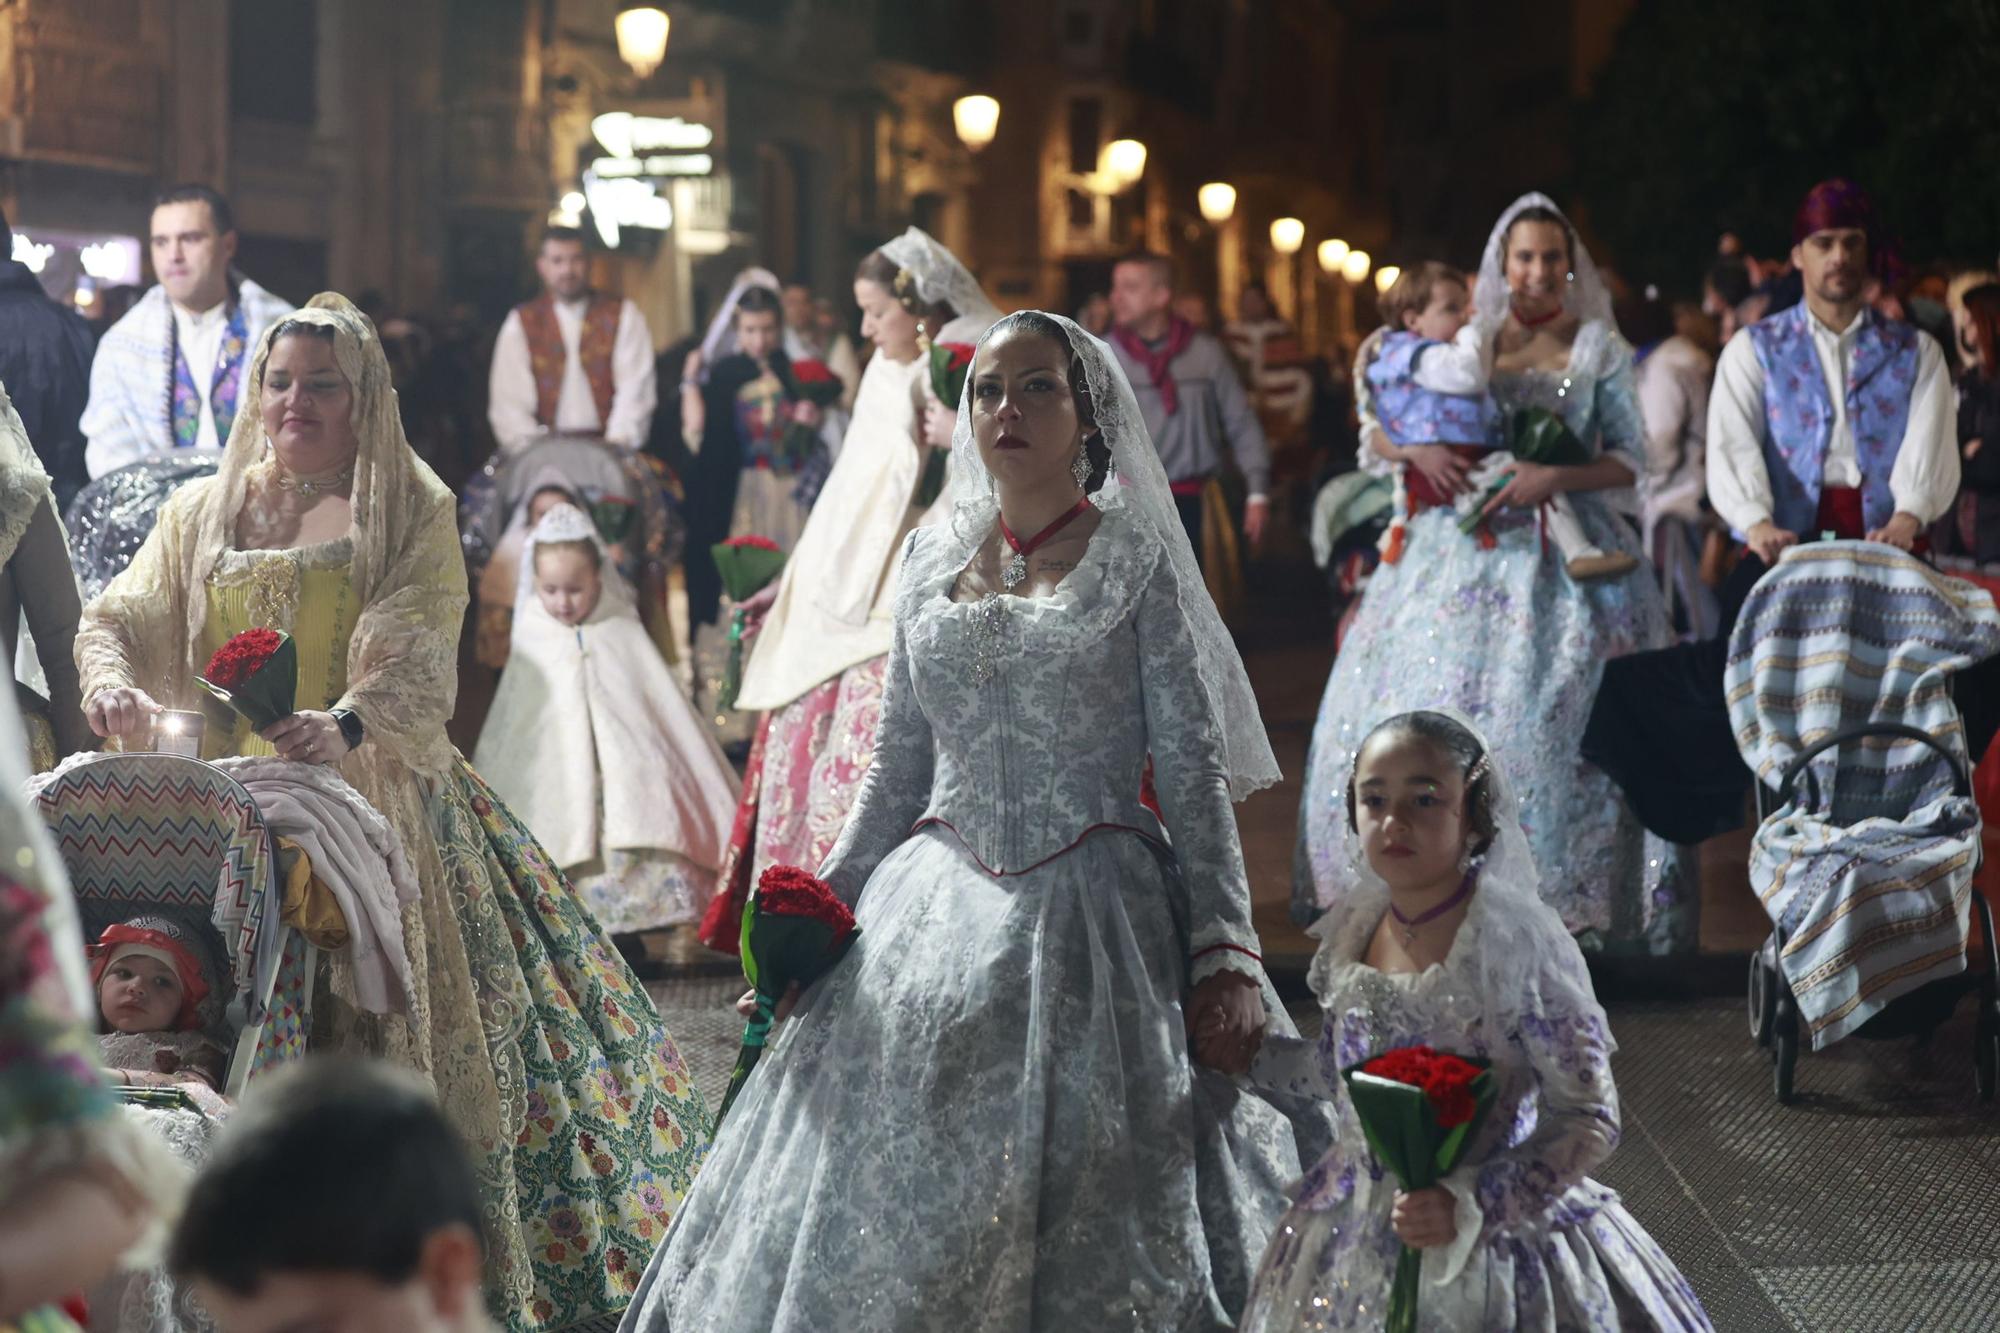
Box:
1232;710;1710;1331
473;505;738;941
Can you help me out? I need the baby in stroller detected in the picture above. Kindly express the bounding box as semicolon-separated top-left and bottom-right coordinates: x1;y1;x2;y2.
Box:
91;914;231;1095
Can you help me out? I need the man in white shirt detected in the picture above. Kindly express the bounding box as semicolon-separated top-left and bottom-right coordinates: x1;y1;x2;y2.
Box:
1706;178;1958;567
81;184;295;477
487;227;658;455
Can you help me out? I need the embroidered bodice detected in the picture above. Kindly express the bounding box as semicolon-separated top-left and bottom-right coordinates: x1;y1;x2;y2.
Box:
817;510;1263;976
199;537;357;759
734;372;799;473
1251;893;1618;1245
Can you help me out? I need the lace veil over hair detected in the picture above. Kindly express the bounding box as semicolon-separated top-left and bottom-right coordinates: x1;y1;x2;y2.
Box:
1476;191;1627;380
878;226;1001;329
78;292;466;779
1308;706;1606;1038
697;267;783;373
946;311;1280;800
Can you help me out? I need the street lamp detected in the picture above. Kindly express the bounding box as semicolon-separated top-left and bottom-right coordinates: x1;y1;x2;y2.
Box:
1316;238;1350;274
953;95;1000;152
1342;249;1372;284
1100;139;1148;189
1197;182;1237;225
615;6;670;79
1269;217;1305;255
1373;264;1401;294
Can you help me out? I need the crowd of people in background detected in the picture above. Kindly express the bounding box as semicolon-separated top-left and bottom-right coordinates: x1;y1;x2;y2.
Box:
5;165;2000;1333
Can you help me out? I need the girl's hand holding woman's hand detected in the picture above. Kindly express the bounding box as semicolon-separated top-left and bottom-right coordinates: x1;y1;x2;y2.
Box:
85;688;163;740
261;711;347;765
1480;459;1563;518
922;400;956;450
1188;970;1265;1074
1390;1187;1460;1249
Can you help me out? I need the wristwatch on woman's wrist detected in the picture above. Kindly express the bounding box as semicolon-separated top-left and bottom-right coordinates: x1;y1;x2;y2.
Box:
329;707;365;751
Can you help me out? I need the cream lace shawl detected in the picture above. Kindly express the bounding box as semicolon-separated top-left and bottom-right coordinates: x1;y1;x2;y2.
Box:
0;382;52;571
75;294;466;782
73;295;538;1314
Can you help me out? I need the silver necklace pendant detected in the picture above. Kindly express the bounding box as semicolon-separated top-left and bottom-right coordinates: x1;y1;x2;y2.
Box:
1001;550;1028;590
1400;923;1418;947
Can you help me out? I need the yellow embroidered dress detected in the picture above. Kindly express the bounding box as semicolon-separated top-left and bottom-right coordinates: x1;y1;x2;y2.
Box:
76;295;711;1332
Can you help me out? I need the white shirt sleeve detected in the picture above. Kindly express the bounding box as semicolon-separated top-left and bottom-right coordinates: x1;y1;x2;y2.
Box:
1888;331;1961;523
1705;329;1776;534
603;301;659;449
1408;321;1491;396
486;310;544;456
1635;351;1693;489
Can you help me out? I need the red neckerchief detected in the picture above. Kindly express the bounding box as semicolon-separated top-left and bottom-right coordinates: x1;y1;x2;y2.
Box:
1113;316;1196;415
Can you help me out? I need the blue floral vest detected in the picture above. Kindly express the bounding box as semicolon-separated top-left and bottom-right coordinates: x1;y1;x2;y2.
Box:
1366;330;1497;448
1745;302;1918;535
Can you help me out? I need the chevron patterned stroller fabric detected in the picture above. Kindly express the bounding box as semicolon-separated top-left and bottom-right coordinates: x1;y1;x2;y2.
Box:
1727;543;2000;1048
31;751;306;1083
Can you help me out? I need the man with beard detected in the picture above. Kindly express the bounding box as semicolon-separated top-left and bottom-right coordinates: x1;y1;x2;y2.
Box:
1707;178;1958;566
487;225;657;456
1583;180;1971;848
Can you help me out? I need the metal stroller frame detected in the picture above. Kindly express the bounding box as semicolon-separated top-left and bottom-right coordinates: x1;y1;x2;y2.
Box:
1747;722;1999;1104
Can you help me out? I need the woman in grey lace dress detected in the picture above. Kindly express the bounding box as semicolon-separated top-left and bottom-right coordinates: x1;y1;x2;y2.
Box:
620;312;1325;1331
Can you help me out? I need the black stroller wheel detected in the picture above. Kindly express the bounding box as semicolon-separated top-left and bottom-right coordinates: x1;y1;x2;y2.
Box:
1978;1027;1997;1104
1748;951;1773;1046
1774;1029;1798;1104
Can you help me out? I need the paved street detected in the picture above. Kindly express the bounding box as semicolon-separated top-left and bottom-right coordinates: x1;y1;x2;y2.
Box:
635;545;2000;1333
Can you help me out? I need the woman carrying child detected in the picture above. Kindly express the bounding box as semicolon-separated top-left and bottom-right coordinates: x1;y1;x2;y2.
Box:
1235;709;1710;1330
1297;193;1688;955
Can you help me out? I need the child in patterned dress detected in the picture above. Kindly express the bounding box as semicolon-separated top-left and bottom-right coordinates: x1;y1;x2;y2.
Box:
1369;263;1636;580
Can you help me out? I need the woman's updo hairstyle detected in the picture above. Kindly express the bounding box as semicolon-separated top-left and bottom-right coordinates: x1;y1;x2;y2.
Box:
992;311;1111;493
1504;204;1576;272
854;250;957;333
1343;709;1499;854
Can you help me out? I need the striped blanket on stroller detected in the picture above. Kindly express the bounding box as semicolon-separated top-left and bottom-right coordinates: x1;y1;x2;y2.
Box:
1727;543;2000;1048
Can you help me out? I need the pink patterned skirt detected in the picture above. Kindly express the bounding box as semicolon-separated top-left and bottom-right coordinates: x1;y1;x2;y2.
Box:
698;655;888;952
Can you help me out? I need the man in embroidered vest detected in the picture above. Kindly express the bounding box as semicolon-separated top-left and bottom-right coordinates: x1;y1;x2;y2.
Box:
1707;179;1959;570
81;184;295;478
487;226;658;456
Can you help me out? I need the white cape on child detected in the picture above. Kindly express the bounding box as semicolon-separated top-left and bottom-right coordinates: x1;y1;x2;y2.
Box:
473;505;738;933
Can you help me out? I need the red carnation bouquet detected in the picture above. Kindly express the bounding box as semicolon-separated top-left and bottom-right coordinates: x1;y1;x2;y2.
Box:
708;534;790;711
1343;1044;1496;1332
715;865;860;1124
195;628;298;732
780;358;843;469
916;340;976;508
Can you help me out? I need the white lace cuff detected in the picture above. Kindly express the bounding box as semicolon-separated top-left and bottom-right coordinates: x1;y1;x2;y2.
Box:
1189;940;1265;988
1429;1166;1486;1287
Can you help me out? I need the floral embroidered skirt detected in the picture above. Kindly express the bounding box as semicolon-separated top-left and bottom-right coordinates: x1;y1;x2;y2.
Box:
435;764;712;1330
755;655;888;882
1295;504;1692;953
698;656;887;953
